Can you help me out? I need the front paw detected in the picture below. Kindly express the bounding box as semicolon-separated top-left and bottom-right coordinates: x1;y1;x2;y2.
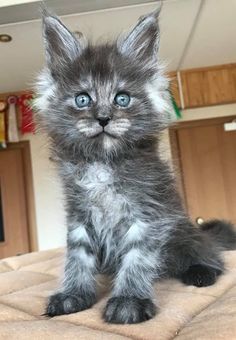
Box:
181;264;222;287
103;296;157;324
45;291;96;317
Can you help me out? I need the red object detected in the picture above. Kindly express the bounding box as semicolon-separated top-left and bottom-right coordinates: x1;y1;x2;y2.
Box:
18;93;35;134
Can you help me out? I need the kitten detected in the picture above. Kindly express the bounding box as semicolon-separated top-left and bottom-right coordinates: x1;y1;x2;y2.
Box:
35;8;236;324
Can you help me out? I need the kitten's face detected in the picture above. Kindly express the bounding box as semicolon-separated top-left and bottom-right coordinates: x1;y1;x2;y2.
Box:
36;9;171;159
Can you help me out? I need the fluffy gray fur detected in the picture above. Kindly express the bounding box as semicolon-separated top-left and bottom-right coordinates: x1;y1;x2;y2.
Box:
35;8;236;324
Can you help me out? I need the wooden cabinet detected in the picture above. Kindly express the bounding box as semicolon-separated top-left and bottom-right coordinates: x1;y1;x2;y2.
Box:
181;64;236;108
169;64;236;109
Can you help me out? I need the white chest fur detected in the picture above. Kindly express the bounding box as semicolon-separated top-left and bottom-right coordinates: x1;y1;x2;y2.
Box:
75;162;128;235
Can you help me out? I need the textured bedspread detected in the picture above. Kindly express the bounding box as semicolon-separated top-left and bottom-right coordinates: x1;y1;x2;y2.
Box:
0;248;236;339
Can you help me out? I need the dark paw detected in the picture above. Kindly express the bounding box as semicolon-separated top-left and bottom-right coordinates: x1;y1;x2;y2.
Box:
103;296;157;324
181;264;222;287
45;291;96;317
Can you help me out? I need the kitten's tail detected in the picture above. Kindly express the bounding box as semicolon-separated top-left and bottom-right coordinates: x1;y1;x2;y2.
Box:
200;219;236;250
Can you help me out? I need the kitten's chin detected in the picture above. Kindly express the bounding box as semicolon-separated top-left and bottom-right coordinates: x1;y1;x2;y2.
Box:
90;130;122;153
92;132;118;150
103;134;118;151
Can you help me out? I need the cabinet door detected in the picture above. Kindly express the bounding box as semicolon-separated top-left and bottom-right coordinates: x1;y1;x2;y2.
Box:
0;148;29;258
175;119;236;224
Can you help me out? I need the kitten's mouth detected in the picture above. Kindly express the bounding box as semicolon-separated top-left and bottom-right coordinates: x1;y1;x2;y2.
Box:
91;130;117;139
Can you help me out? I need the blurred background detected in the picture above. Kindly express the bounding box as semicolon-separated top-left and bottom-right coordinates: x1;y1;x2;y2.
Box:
0;0;235;258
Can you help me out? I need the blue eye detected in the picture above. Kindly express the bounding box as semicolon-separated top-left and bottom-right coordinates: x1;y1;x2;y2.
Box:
114;93;130;107
75;93;91;108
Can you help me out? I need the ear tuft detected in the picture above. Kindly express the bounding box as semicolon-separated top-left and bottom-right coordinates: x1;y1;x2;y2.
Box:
39;3;54;19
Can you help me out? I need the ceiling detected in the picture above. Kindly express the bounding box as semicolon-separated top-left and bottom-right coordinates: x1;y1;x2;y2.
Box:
0;0;157;25
0;0;236;93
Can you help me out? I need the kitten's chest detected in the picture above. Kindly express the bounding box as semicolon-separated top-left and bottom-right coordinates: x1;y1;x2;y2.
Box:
76;162;128;231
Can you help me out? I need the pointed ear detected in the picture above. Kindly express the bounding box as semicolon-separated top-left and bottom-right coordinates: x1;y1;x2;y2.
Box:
41;9;87;73
117;8;161;67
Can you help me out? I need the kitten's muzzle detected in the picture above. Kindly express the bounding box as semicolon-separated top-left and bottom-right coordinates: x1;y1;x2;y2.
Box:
97;116;111;128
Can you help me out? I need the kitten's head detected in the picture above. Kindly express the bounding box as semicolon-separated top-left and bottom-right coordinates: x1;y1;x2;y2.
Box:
35;8;172;160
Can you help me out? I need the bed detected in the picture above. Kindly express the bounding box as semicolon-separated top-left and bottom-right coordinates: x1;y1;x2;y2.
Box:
0;248;236;339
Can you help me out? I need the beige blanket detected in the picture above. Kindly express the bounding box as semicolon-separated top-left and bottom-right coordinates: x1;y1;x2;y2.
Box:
0;248;236;340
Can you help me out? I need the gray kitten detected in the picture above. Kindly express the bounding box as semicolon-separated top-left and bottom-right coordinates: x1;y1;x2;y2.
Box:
35;8;236;324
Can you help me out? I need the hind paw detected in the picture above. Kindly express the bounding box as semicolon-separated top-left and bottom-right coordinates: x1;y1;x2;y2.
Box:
181;264;222;287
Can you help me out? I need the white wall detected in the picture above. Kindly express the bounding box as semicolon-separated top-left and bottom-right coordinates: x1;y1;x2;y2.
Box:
22;133;66;250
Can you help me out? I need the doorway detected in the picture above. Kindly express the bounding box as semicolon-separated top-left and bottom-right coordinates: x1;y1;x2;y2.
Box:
169;115;236;225
0;141;37;258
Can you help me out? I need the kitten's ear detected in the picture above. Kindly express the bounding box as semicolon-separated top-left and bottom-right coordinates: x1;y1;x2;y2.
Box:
41;8;86;72
117;8;161;67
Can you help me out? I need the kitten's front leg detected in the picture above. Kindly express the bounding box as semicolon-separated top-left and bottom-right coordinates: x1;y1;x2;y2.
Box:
46;224;97;316
104;247;158;324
